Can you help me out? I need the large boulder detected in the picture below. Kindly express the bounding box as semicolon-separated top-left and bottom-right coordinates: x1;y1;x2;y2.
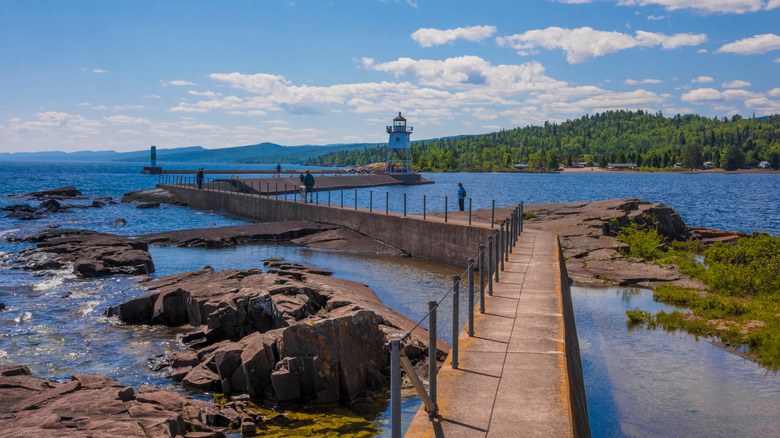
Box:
0;366;262;437
108;265;449;404
122;188;186;206
7;186;83;200
8;229;154;277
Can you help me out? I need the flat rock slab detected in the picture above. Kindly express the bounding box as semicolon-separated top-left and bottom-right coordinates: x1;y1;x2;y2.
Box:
0;365;261;438
137;221;405;255
4;186;83;200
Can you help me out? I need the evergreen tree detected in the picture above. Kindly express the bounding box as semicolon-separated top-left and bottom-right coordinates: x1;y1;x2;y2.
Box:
723;144;745;171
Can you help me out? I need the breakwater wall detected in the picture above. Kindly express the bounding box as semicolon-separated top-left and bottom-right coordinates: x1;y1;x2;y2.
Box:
162;185;493;267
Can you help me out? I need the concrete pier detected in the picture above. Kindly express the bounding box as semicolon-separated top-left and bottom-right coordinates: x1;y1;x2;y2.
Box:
405;229;589;437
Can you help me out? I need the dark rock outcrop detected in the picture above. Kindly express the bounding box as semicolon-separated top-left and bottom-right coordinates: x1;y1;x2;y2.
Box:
111;218;127;226
8;229;154;277
108;265;448;404
136;202;160;209
1;204;35;213
122;188;186;206
0;365;260;437
8;186;83;200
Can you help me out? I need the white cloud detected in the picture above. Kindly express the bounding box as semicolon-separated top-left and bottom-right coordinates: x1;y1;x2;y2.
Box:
145;95;161;99
717;33;780;54
691;76;714;83
722;80;751;88
768;88;780;97
93;69;109;73
8;112;104;135
681;88;723;103
647;14;668;19
697;49;708;53
361;56;566;91
776;58;780;63
744;97;780;113
166;80;197;86
496;26;706;63
681;87;761;104
411;25;497;48
768;0;780;9
78;102;91;107
104;115;152;125
616;0;765;14
625;78;663;85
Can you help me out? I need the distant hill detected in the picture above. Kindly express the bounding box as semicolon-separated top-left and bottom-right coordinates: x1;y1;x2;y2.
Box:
0;142;382;164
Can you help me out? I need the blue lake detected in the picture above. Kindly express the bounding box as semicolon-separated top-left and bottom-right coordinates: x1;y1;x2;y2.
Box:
1;160;779;437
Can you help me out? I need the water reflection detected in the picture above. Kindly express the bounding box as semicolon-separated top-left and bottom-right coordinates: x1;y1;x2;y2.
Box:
572;284;780;438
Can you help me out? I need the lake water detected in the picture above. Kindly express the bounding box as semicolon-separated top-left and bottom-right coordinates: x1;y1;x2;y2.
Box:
1;161;778;437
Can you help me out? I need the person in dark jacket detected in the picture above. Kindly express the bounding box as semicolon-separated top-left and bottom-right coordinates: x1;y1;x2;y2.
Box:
457;182;466;211
195;168;204;189
302;170;315;202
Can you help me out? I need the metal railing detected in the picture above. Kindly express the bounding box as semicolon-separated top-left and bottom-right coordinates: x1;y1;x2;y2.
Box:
387;204;523;437
158;174;516;227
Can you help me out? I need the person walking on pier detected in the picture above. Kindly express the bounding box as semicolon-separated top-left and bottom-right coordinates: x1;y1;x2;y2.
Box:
275;163;281;178
457;182;466;211
302;170;315;202
195;168;204;189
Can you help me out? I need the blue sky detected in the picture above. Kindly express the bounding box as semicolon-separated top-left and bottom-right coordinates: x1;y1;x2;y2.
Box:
1;0;778;153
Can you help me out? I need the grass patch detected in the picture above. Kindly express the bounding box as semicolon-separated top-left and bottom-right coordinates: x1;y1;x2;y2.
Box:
523;211;537;220
620;231;780;368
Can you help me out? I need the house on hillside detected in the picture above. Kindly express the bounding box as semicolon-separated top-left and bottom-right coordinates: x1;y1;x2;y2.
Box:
607;163;637;170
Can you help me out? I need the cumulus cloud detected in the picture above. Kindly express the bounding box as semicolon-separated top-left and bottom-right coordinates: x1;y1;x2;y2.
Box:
166;80;197;86
411;25;497;48
681;87;761;104
625;78;663;85
744;97;780;113
691;76;714;83
496;26;706;63
768;0;780;9
722;80;751;88
717;33;780;54
769;88;780;97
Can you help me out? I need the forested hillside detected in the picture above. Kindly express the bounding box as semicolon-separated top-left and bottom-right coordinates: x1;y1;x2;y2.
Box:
305;111;780;171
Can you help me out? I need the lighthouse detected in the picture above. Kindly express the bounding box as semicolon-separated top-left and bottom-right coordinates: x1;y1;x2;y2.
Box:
385;112;414;174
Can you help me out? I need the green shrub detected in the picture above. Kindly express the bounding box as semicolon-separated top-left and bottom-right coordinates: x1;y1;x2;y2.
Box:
617;224;664;261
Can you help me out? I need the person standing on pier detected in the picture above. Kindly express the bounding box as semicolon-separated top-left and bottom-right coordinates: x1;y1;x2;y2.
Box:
195;168;204;189
457;182;466;211
275;163;281;178
302;170;315;202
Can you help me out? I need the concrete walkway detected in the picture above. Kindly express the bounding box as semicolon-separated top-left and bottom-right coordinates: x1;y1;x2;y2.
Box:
405;229;582;438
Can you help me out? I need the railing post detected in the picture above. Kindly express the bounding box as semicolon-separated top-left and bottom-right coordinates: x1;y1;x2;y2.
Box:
275;183;278;198
328;190;331;206
467;258;474;337
520;202;524;233
491;200;495;228
355;189;358;210
403;193;407;217
508;213;514;254
316;188;319;204
444;197;448;223
341;189;344;208
452;276;459;370
501;223;507;267
494;231;500;282
468;198;472;225
479;245;485;314
370;191;373;213
284;184;287;200
386;192;389;214
428;300;437;406
423;195;426;220
390;339;401;438
487;236;493;296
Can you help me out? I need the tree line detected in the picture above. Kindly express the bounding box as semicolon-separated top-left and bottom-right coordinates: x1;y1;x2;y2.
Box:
305;111;780;171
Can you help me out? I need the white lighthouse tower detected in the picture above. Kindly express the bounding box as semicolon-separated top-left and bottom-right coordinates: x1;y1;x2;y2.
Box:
385;112;414;174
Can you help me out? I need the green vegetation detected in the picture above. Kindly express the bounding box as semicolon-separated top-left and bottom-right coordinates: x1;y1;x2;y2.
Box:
523;211;537;220
622;228;780;368
306;111;780;171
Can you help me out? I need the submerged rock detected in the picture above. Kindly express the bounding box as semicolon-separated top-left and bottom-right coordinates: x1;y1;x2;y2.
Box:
108;265;448;404
9;229;154;277
111;218;127;226
0;365;259;437
7;186;83;200
136;202;160;209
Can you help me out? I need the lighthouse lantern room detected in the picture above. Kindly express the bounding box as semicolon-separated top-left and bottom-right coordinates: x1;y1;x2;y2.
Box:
385;112;414;174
